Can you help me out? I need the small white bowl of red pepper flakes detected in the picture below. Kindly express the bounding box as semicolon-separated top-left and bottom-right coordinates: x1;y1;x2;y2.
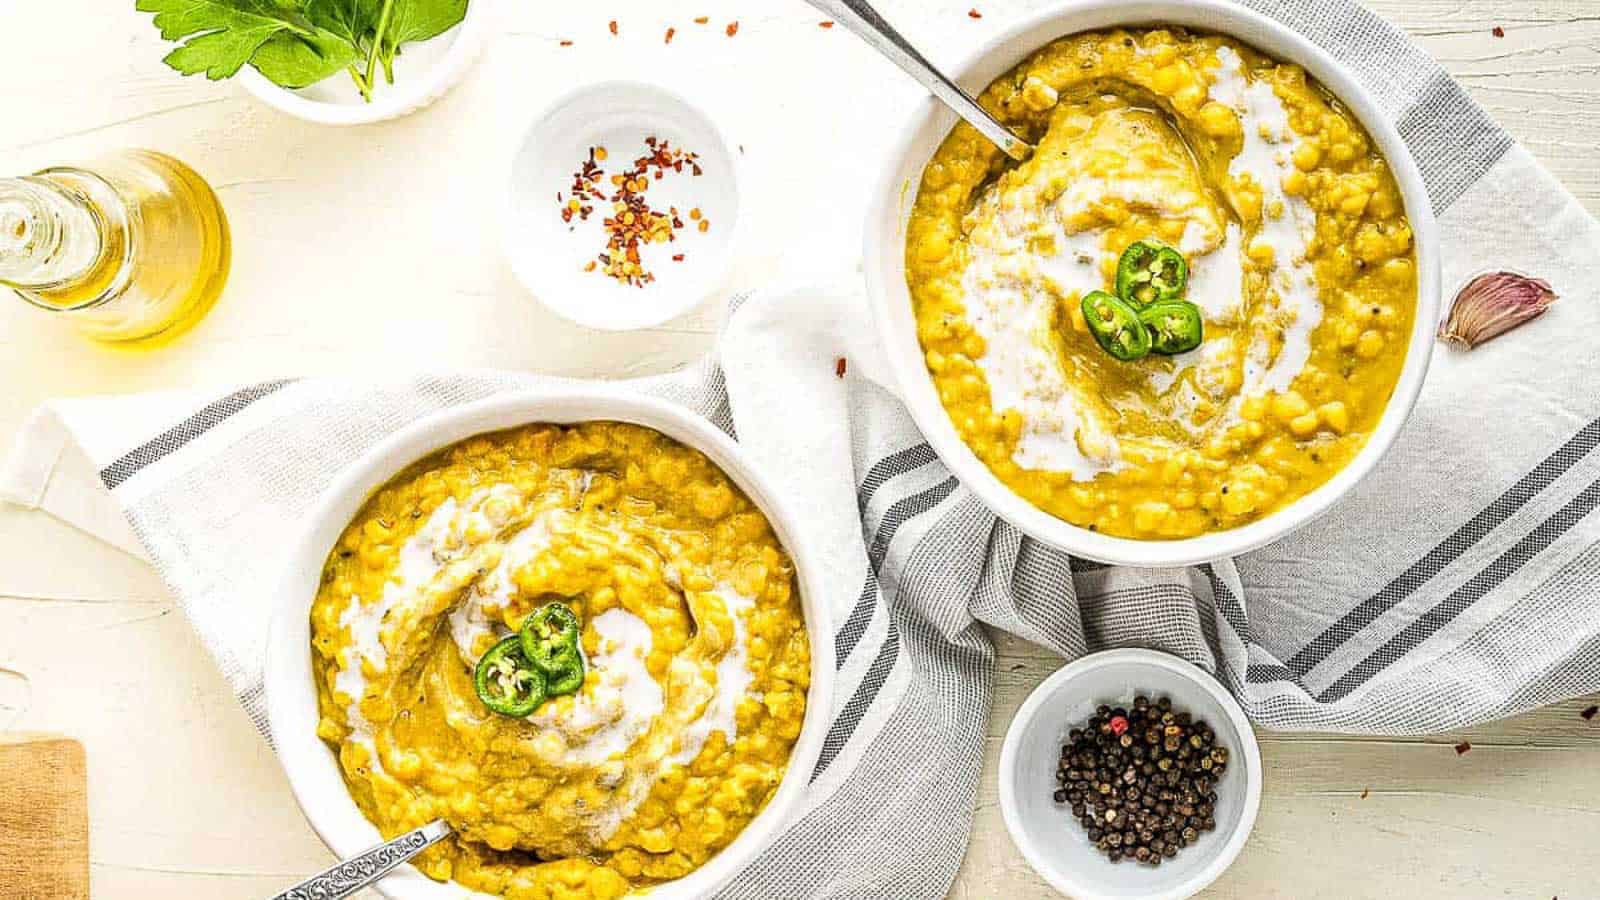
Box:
503;80;741;331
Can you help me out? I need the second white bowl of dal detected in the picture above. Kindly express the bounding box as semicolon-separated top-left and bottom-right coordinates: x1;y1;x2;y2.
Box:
266;388;834;900
864;0;1441;567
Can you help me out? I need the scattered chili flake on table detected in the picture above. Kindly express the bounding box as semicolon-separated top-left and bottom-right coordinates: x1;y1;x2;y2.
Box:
665;27;676;43
558;137;708;288
835;358;848;378
1454;741;1472;755
1581;705;1598;721
559;39;574;47
609;20;619;36
969;8;983;19
726;21;740;37
820;20;835;29
1492;26;1506;37
694;16;709;25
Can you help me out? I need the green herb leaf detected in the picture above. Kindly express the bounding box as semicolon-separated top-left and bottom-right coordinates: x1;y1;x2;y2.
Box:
136;0;326;80
137;0;467;97
249;27;361;88
387;0;468;48
378;0;469;83
301;0;382;47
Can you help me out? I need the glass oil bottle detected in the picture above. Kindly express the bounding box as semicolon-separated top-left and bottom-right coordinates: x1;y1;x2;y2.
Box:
0;150;230;343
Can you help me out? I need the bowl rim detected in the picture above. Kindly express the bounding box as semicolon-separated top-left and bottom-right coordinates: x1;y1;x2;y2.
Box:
499;78;746;332
264;387;835;900
236;0;493;126
863;0;1443;567
998;648;1264;900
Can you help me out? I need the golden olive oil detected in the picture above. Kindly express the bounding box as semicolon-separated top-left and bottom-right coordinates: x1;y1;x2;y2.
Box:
0;150;230;343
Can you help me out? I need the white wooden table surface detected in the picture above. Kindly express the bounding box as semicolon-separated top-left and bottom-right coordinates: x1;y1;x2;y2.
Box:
3;2;1597;898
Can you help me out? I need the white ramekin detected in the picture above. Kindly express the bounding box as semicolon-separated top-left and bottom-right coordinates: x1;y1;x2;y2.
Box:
238;0;494;125
864;0;1442;568
1000;649;1263;900
265;388;835;899
502;81;744;331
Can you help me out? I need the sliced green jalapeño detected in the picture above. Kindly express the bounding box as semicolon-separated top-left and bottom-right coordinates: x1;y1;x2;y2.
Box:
1138;301;1206;355
520;602;581;676
1116;240;1189;307
474;635;547;718
544;656;586;697
1081;290;1152;362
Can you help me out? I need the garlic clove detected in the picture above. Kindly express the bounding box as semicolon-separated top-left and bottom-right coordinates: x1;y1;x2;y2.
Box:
1438;271;1559;350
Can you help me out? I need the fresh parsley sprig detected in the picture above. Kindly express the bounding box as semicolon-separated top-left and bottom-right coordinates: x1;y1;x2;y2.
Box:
136;0;468;102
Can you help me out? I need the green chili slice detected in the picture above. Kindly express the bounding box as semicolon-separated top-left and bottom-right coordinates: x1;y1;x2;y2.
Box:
1081;290;1152;362
544;655;586;697
1116;241;1189;307
1138;301;1206;355
520;602;582;676
474;635;547;718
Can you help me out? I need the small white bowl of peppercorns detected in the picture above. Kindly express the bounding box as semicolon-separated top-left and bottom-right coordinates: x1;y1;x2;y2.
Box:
999;649;1262;900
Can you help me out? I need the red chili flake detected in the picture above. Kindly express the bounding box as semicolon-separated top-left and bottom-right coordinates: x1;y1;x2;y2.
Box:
559;39;574;47
835;358;848;378
672;253;685;262
1454;741;1472;755
820;20;835;29
726;21;740;38
1581;705;1598;721
665;27;676;44
694;16;709;25
968;8;983;18
1109;715;1129;736
559;137;709;288
1491;26;1506;37
608;20;619;36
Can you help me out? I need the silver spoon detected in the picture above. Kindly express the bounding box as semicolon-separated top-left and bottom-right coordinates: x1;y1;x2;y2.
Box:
806;0;1033;160
269;819;452;900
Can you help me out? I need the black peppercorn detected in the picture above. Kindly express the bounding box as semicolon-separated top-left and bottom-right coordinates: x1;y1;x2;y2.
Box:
1050;695;1232;866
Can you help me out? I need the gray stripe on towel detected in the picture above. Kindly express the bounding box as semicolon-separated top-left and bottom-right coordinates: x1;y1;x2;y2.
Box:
100;380;294;490
1289;415;1600;676
1320;476;1600;702
1397;72;1516;213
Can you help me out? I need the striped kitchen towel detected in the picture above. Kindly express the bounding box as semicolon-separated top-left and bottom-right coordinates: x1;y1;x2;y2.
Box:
5;1;1600;897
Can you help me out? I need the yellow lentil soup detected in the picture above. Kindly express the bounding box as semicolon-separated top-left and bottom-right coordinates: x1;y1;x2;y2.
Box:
906;28;1417;539
310;422;810;899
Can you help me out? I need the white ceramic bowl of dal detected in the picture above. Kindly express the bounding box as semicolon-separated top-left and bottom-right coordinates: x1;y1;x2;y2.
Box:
1000;649;1263;900
863;0;1442;567
265;388;834;900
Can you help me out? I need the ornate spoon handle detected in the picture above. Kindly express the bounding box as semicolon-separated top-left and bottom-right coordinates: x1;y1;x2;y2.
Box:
804;0;1033;159
270;819;453;900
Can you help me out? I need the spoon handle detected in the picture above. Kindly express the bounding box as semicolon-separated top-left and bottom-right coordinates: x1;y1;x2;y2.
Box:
806;0;1032;159
269;819;453;900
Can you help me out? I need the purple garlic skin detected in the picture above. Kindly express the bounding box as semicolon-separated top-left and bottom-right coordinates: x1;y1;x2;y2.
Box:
1438;271;1559;350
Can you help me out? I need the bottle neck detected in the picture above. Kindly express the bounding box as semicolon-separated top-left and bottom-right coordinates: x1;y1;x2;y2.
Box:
0;176;102;291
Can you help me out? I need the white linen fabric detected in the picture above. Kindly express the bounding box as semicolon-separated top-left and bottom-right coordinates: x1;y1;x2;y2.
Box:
5;2;1600;896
